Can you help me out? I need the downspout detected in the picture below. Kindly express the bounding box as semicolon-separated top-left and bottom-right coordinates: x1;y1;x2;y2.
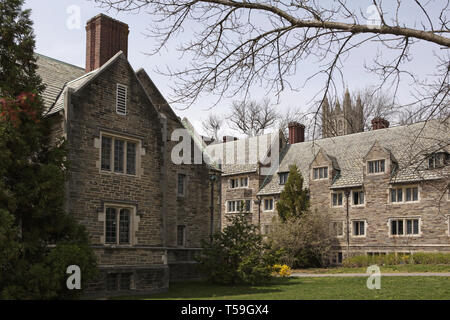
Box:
209;173;216;243
256;195;261;231
345;189;351;255
160;114;168;248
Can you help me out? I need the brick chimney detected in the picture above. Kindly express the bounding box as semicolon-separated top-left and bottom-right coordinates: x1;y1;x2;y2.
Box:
371;117;390;130
85;14;129;72
288;122;305;144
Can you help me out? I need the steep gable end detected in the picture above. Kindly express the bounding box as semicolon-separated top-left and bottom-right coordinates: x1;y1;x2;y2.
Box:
135;68;179;122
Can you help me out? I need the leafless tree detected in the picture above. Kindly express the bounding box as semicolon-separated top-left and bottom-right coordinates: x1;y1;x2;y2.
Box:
202;114;223;141
95;1;449;117
228;98;278;136
95;0;449;195
276;106;321;141
352;86;399;130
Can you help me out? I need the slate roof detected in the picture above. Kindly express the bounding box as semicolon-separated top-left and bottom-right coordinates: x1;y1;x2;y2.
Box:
35;54;85;113
205;132;279;176
36;52;124;115
257;120;449;196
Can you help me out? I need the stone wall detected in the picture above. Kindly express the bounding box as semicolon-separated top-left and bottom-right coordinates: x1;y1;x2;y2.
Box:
55;54;221;296
255;150;450;258
221;171;261;228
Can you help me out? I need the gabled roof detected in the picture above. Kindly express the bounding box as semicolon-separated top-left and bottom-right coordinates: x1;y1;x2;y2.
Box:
35;53;85;112
46;51;126;115
258;120;449;196
310;147;340;171
205;132;281;176
135;68;179;122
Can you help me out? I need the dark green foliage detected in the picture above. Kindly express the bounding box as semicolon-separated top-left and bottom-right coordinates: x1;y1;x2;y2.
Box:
0;0;44;97
197;214;280;285
0;0;97;299
276;164;309;222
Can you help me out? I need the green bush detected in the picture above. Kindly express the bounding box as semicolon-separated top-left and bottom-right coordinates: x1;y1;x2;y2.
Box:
342;252;450;267
197;214;281;285
268;210;334;268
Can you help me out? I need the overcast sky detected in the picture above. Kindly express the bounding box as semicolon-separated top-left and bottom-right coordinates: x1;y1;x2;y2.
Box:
25;0;443;137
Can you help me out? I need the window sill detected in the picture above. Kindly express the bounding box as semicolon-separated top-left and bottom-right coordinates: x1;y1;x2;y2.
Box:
100;170;138;178
103;244;134;248
366;171;386;176
389;201;420;205
389;235;421;238
227;211;251;214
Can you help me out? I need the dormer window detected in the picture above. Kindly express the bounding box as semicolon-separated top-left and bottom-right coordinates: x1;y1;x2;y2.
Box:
428;152;449;169
279;172;288;185
313;167;328;180
368;159;385;174
116;84;127;115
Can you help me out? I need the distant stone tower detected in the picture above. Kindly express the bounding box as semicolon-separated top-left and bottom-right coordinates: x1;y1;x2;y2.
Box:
322;89;364;138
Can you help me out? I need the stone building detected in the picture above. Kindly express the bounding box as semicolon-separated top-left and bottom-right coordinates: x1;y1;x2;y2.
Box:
322;89;364;138
36;14;221;297
205;133;287;228
215;119;450;263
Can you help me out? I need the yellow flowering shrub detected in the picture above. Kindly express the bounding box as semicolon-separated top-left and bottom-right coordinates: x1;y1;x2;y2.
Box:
271;264;292;277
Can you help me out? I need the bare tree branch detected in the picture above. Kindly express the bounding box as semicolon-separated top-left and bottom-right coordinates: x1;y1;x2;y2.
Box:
227;98;278;136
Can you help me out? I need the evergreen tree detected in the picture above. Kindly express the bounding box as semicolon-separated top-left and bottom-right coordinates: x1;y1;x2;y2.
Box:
197;214;280;285
0;0;44;97
276;164;309;222
0;0;97;299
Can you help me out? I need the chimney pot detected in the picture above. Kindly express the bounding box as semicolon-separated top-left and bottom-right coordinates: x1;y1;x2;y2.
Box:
371;117;390;130
288;122;305;144
85;14;129;73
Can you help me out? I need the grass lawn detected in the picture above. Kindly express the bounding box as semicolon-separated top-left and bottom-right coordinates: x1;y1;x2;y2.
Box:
293;264;450;274
118;276;450;300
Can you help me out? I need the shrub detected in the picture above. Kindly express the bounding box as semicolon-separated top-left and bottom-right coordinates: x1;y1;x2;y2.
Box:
268;210;334;268
272;264;292;277
342;252;450;267
197;214;281;285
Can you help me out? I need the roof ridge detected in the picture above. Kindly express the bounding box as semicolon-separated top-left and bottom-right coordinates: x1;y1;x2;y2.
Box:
66;68;99;85
289;120;435;147
213;131;277;146
36;53;84;71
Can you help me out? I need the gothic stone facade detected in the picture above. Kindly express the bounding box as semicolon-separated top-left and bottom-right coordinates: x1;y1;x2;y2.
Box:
216;121;450;263
37;31;220;296
322;89;364;138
